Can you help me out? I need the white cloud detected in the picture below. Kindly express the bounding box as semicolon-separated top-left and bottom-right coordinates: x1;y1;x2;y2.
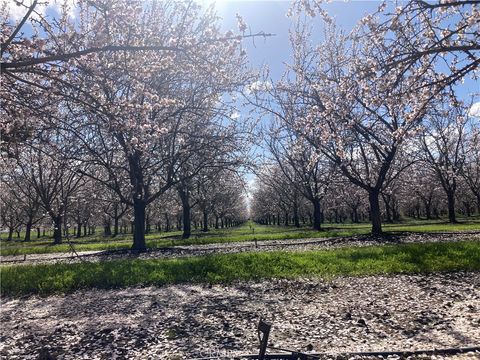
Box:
2;0;40;20
468;102;480;118
245;80;273;94
3;0;76;21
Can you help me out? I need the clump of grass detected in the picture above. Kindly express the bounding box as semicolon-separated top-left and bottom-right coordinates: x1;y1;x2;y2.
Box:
2;240;479;297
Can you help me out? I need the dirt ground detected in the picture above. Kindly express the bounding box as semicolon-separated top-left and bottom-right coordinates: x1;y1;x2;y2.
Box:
1;272;479;359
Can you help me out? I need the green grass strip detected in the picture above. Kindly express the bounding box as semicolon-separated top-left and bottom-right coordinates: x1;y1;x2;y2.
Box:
1;241;479;298
2;218;479;256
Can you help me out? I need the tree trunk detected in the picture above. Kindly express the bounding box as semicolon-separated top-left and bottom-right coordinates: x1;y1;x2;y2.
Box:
179;189;191;239
369;190;382;236
76;223;81;238
104;221;112;236
113;217;119;237
7;228;13;241
132;200;147;252
446;190;457;223
63;217;68;236
392;202;400;222
164;213;170;232
182;202;191;239
24;219;32;242
312;198;322;231
37;227;41;238
350;206;359;223
215;216;219;229
293;205;300;228
145;214;151;234
385;203;392;223
383;195;393;223
53;216;62;244
424;200;432;220
464;201;471;217
203;210;208;232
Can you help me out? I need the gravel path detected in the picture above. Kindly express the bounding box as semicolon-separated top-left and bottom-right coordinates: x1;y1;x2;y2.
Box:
2;231;480;266
1;272;479;359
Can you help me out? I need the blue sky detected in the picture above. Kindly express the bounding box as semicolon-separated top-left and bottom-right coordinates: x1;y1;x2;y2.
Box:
214;0;478;97
217;1;381;79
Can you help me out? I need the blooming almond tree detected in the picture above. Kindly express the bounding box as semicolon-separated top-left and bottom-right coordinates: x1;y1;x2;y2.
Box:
98;187;130;238
461;122;480;213
210;171;247;229
420;101;477;222
12;131;85;244
406;163;443;220
261;20;436;235
1;0;268;167
177;139;245;239
279;0;478;234
52;1;252;251
266;120;334;230
0;186;23;241
250;179;279;225
294;1;479;89
367;1;479;89
254;164;303;227
1;164;43;242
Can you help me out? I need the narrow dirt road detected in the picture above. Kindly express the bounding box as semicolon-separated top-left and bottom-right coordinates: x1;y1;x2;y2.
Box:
2;231;479;266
